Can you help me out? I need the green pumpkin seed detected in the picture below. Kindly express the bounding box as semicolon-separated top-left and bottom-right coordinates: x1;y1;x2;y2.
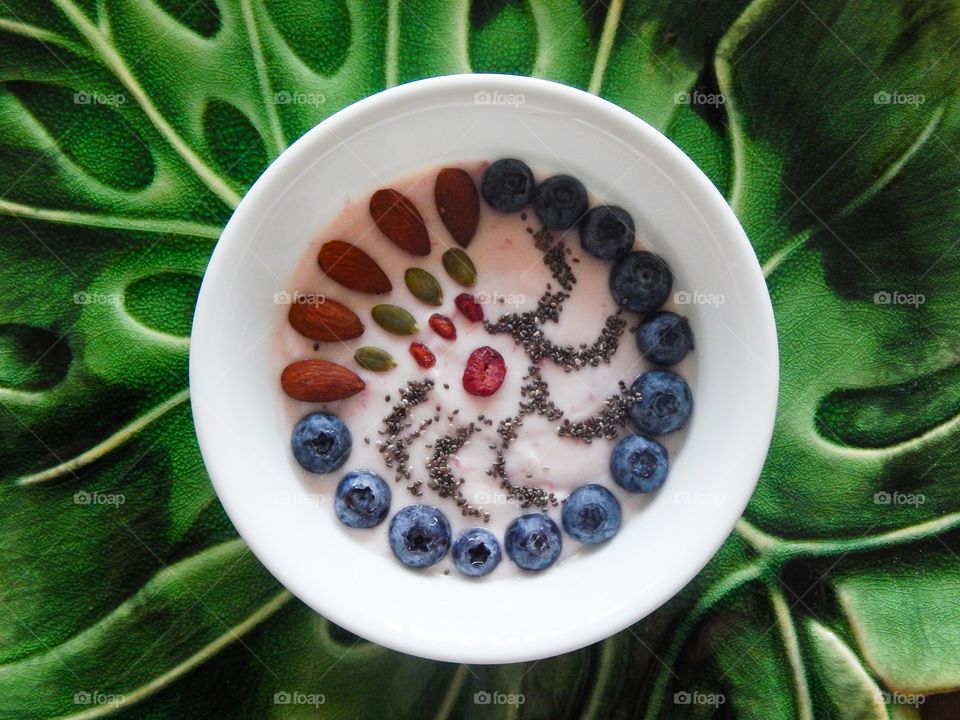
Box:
354;346;397;372
371;304;418;335
441;248;477;287
404;267;443;306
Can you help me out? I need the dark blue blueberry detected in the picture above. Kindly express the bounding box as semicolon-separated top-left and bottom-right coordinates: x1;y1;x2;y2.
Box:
291;412;351;474
504;513;562;571
388;505;451;568
533;175;589;229
610;435;669;492
481;158;535;212
636;311;694;365
627;370;693;435
334;470;391;529
452;527;502;577
579;205;635;260
562;484;622;544
609;251;673;313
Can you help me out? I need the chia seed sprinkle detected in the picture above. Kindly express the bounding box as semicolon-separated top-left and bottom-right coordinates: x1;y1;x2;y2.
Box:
557;382;643;441
366;218;639;521
377;379;434;482
426;424;485;519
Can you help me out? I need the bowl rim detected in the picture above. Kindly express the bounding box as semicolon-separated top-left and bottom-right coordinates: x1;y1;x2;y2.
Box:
190;73;779;663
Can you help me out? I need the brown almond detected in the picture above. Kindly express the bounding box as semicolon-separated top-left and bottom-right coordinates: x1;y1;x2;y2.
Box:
317;240;392;294
288;297;364;342
280;359;365;402
369;188;431;256
435;168;479;247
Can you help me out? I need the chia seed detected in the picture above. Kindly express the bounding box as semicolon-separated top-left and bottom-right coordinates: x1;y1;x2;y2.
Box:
557;382;643;441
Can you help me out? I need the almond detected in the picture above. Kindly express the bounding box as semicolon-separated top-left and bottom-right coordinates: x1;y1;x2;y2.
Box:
435;168;479;247
318;240;392;294
281;359;365;402
288;297;364;342
369;188;431;256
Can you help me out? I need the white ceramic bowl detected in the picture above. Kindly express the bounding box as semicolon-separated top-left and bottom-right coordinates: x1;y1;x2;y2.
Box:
191;74;778;664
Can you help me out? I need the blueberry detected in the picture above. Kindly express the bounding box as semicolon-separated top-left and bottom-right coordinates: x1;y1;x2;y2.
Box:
562;484;622;544
533;175;589;229
610;435;669;492
452;527;502;577
628;370;693;435
388;505;451;568
481;158;535;212
291;412;351;474
636;311;694;365
579;205;635;260
334;470;391;529
504;513;562;571
609;251;673;313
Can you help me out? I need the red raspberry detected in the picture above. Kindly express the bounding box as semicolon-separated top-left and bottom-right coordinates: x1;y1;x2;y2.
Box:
462;346;506;396
428;313;457;340
409;342;436;368
454;293;484;322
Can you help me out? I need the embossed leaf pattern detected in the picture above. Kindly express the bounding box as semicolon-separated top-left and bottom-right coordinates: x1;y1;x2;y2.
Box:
0;0;958;718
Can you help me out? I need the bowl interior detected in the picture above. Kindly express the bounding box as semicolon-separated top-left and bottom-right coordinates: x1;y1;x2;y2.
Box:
190;75;778;664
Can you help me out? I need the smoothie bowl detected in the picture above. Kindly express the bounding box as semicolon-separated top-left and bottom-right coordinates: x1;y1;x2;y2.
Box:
190;75;778;663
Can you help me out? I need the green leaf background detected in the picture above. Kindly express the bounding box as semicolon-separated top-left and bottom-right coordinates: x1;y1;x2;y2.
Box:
1;0;959;717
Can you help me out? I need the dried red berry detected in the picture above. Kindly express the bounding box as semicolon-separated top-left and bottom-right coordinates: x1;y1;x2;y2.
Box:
409;341;436;368
428;313;457;340
462;346;506;396
454;292;484;322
